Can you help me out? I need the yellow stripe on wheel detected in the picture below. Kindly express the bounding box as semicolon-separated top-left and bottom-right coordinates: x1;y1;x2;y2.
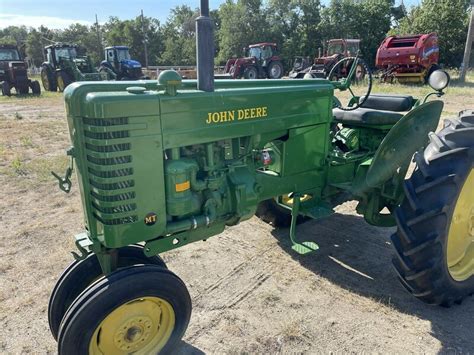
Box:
447;169;474;282
89;296;175;354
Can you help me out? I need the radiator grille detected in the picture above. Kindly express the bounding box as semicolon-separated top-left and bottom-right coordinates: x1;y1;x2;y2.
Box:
83;116;137;226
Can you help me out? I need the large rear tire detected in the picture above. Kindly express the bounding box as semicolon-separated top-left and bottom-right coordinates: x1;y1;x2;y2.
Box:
267;61;284;79
48;245;167;340
391;110;474;306
57;265;191;354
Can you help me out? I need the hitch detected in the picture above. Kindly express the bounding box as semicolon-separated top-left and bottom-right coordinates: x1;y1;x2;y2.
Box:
51;147;74;193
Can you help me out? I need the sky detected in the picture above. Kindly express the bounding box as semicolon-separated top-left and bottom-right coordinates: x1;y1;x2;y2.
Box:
0;0;420;30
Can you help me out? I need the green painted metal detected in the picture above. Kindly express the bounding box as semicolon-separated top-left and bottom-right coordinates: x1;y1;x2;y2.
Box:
58;70;444;273
290;194;319;254
366;100;443;188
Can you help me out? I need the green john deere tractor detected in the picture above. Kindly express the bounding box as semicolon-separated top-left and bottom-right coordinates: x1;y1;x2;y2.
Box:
40;43;105;92
49;2;474;353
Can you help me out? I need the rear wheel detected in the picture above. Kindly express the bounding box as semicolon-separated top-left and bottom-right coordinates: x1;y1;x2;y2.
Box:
48;245;167;340
41;65;57;92
1;81;11;96
267;61;284;79
56;71;72;92
57;265;191;354
243;66;258;79
391;110;474;306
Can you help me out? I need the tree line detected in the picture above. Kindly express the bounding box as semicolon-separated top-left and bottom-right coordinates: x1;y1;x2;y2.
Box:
0;0;470;70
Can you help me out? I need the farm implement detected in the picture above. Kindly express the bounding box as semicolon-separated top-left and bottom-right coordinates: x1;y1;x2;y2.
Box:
376;33;440;84
49;1;474;353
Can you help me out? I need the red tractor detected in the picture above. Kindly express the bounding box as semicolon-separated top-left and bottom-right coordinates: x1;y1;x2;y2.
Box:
222;43;284;79
290;39;363;80
376;33;439;84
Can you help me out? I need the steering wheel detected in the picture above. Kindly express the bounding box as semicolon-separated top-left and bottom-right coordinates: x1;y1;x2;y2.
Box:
328;56;372;111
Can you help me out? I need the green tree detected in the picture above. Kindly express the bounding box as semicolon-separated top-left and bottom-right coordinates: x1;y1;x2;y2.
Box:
216;0;270;64
25;29;45;67
159;6;198;65
0;26;28;57
395;0;470;67
103;15;162;66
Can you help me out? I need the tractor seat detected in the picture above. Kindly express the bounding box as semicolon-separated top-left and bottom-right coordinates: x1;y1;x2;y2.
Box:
333;108;403;126
360;94;414;112
333;94;414;127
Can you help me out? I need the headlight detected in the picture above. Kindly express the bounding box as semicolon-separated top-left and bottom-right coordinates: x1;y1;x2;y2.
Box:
428;70;450;91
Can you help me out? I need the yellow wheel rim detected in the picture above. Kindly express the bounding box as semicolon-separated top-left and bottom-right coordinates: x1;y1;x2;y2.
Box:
89;296;175;354
447;169;474;281
281;194;312;206
57;77;64;92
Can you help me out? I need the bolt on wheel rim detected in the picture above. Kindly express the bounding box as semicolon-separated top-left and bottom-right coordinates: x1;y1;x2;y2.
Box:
447;169;474;282
89;296;175;354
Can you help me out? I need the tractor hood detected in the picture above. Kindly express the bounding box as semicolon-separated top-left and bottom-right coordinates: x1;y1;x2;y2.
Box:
121;59;142;69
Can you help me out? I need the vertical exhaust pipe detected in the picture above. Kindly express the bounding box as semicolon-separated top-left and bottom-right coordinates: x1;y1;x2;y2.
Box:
196;0;215;92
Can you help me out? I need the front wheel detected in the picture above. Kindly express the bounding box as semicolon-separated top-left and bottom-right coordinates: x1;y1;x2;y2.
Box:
30;81;41;95
391;110;474;306
243;66;258;79
1;81;11;96
48;245;167;339
56;71;72;92
57;265;192;354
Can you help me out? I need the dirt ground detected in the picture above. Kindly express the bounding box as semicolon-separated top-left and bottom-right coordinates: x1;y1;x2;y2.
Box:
1;82;474;354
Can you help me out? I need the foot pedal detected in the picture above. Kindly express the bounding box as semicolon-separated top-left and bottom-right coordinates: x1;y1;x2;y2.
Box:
291;241;319;255
290;194;319;255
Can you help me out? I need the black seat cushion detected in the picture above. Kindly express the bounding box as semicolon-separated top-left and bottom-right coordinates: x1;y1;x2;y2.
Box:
360;94;414;112
333;108;403;126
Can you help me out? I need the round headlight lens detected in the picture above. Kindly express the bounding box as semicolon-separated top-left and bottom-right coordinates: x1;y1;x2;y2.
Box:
428;70;450;91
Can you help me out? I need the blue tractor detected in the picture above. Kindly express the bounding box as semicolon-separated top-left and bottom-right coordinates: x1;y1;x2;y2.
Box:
99;46;147;80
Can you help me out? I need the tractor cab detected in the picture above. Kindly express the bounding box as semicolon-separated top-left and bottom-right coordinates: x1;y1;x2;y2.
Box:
246;43;277;62
325;39;360;58
0;45;24;84
45;44;78;66
100;46;144;80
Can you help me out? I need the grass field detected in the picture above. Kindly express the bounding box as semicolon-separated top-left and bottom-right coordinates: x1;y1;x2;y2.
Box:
1;73;474;353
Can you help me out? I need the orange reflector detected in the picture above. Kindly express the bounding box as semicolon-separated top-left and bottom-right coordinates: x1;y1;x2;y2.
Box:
176;181;190;192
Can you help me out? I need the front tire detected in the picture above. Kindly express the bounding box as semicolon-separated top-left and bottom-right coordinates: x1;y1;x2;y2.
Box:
2;81;11;96
48;245;167;340
56;71;72;92
57;265;191;355
391;110;474;306
30;80;41;95
243;66;258;79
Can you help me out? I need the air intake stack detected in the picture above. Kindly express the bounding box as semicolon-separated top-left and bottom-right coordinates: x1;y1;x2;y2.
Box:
196;0;215;92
